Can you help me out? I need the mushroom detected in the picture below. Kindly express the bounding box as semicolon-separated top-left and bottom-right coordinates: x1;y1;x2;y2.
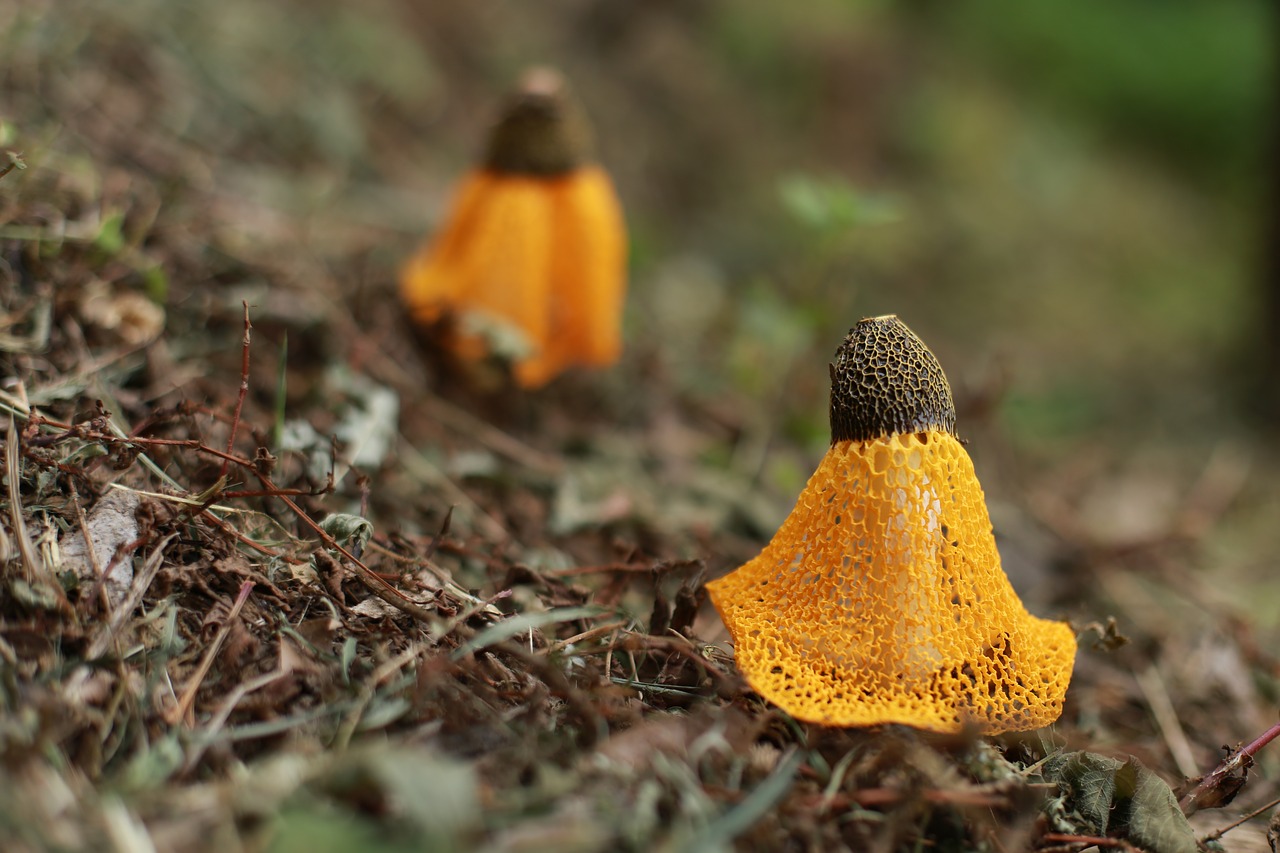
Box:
399;67;627;389
706;315;1076;733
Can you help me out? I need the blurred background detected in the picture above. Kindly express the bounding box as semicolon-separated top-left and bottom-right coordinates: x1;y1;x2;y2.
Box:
3;0;1279;733
8;4;1280;847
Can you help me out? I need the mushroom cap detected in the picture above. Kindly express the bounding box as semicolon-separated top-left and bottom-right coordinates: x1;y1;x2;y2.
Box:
706;316;1076;732
482;66;594;176
829;314;956;443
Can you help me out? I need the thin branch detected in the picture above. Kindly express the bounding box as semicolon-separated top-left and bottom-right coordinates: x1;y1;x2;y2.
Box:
6;416;76;617
78;426;435;622
1180;720;1280;814
1040;834;1140;851
0;152;24;181
1200;793;1280;844
165;580;254;726
220;302;252;479
87;533;178;660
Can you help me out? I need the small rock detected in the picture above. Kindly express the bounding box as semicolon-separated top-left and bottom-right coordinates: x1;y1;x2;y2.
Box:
58;489;139;608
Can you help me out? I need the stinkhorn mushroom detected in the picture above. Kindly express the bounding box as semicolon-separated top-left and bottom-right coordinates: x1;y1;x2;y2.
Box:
399;67;627;389
706;315;1076;733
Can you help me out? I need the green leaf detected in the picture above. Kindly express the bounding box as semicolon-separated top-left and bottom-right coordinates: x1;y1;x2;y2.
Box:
1042;751;1117;832
119;732;186;790
1125;757;1200;853
679;747;804;853
9;578;61;611
266;807;403;853
256;746;478;853
355;696;411;733
1114;756;1139;799
318;513;373;554
143;264;168;303
94;211;126;256
777;173;900;234
1039;751;1196;853
339;636;357;685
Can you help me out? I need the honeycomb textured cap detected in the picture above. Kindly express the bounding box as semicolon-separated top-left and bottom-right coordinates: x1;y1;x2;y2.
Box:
830;315;956;443
706;318;1076;733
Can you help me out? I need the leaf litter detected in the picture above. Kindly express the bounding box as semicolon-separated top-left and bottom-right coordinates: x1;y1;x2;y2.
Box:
2;2;1280;851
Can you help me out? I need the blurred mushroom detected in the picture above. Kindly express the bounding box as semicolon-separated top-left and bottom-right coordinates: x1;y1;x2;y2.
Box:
400;67;627;388
706;315;1076;733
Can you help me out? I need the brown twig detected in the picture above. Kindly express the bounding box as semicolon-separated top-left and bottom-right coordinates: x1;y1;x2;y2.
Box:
77;425;435;621
1200;793;1280;844
219;488;321;499
271;486;437;621
423;505;452;562
1040;833;1140;851
0;152;23;181
6;416;76;618
607;632;739;697
813;786;1012;810
198;509;297;560
548;620;629;654
1180;720;1280;814
220;302;252;480
69;485;117;617
165;580;254;726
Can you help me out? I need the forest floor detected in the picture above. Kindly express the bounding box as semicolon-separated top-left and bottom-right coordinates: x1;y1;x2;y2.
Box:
2;2;1279;852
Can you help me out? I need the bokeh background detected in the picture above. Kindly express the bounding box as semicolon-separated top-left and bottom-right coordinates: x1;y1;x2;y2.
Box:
3;0;1280;845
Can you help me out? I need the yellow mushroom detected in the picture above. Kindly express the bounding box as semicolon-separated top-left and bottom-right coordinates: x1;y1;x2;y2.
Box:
400;67;627;388
706;315;1076;733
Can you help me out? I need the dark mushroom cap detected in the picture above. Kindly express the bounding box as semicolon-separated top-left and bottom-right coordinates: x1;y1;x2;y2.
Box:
482;67;593;175
829;315;956;444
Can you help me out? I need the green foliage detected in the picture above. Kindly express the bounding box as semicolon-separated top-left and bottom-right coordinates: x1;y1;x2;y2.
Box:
265;747;479;853
679;748;804;853
92;211;127;257
317;513;374;554
268;808;409;853
142;264;168;303
941;0;1271;187
1000;383;1104;448
778;173;901;236
1039;751;1197;853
